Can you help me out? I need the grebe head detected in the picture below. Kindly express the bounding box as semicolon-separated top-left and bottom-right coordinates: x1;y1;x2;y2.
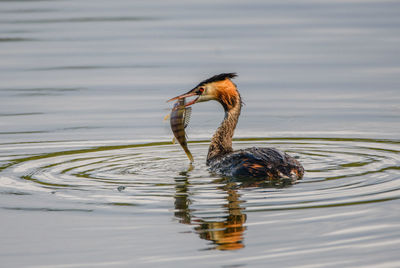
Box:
168;73;239;111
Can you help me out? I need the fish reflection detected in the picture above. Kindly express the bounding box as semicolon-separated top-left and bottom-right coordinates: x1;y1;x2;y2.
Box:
174;171;246;251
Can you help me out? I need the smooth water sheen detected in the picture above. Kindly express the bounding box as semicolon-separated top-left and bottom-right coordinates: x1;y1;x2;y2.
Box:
1;138;400;266
1;0;400;267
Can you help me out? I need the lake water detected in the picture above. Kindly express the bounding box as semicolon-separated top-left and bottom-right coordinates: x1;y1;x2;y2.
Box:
1;0;400;267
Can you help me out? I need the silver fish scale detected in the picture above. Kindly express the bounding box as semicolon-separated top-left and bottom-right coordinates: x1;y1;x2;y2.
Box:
184;107;192;129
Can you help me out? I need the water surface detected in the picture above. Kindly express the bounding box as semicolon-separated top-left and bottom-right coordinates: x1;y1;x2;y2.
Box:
1;0;400;267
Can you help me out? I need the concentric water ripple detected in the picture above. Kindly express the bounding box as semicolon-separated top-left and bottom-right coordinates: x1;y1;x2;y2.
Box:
1;137;399;213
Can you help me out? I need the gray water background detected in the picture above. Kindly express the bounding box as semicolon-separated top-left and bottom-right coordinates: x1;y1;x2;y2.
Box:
1;0;400;267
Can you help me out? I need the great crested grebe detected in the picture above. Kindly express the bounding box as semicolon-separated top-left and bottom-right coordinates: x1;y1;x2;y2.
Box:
168;73;304;182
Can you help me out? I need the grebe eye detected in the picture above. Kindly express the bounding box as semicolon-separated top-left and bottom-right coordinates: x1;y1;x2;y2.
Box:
198;87;205;93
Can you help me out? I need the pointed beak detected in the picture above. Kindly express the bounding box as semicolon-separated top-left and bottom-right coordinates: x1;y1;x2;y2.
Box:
167;90;199;107
167;91;197;102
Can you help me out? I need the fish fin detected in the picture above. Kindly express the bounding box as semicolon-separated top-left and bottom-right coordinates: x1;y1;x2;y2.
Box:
172;137;176;144
163;113;170;121
184;107;192;128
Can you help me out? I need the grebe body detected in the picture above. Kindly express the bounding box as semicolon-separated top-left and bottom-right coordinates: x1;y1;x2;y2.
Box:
208;147;303;181
168;73;304;181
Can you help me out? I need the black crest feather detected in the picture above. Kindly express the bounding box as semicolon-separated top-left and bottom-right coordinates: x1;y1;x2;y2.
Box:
195;73;237;88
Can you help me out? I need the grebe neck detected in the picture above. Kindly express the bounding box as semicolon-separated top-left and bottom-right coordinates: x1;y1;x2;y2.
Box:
206;93;241;164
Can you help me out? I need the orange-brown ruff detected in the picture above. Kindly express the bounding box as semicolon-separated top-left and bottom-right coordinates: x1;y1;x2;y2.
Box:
169;73;304;182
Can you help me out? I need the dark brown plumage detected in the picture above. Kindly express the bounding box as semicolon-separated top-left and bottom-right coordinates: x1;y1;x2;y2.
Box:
194;73;238;89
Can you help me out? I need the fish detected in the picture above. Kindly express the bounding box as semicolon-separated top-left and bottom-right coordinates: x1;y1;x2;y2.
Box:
169;98;194;162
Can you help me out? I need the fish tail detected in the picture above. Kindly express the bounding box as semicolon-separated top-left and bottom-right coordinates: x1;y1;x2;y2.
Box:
183;147;194;163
